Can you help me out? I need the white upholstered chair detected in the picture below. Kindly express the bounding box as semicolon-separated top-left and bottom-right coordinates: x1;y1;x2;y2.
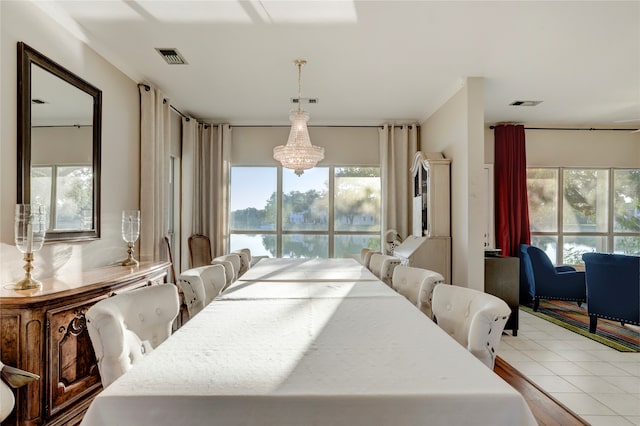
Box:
0;362;39;422
368;253;401;287
86;284;180;388
359;248;372;265
362;250;381;270
235;248;268;267
212;254;241;286
391;266;445;319
181;264;226;305
177;273;207;318
232;249;251;277
431;284;511;369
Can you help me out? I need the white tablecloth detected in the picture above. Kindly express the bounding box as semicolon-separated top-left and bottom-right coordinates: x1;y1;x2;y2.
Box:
82;273;537;426
222;280;393;300
239;258;379;282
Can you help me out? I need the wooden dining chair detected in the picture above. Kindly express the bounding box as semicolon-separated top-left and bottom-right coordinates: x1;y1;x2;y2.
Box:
188;234;213;268
163;235;177;284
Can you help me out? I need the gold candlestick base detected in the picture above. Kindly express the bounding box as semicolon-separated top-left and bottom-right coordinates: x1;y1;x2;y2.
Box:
121;242;139;267
9;252;41;290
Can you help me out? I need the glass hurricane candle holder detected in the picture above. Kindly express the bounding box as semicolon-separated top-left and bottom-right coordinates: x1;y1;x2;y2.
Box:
121;210;140;266
12;204;46;290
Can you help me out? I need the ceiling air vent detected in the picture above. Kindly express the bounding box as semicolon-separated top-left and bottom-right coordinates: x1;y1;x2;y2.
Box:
510;100;543;107
155;48;187;65
291;97;319;105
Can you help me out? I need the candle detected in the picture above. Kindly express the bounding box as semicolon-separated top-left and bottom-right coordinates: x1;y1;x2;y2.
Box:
26;221;33;253
129;216;133;242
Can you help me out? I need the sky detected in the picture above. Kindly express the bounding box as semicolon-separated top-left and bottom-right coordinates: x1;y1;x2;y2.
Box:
230;166;329;211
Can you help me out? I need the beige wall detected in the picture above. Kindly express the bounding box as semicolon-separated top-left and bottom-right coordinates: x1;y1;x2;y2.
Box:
484;126;640;167
1;1;140;283
231;126;380;166
420;77;485;290
32;127;93;165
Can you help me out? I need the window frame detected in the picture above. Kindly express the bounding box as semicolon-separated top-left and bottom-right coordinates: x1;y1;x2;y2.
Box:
229;165;381;258
528;167;640;264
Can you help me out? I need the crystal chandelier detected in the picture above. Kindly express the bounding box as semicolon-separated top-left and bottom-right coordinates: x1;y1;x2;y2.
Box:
273;59;324;176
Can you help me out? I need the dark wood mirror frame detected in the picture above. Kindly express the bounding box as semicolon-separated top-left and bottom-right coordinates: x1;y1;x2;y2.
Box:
17;41;102;242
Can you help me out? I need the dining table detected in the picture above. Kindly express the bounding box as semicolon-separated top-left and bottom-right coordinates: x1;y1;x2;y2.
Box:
81;258;537;426
237;257;380;282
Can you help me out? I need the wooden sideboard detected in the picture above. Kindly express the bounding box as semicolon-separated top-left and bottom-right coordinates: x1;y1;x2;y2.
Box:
0;261;170;426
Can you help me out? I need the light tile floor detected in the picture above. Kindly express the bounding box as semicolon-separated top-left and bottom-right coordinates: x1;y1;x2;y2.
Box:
498;310;640;426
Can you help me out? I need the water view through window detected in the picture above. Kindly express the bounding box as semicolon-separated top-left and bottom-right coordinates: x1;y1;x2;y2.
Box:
229;166;381;258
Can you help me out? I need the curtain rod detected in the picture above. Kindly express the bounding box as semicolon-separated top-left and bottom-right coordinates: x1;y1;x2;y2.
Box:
169;104;189;121
33;124;91;128
230;124;413;129
489;125;634;131
140;83;190;122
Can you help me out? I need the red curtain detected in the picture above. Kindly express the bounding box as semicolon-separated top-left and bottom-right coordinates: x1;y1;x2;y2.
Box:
494;124;531;257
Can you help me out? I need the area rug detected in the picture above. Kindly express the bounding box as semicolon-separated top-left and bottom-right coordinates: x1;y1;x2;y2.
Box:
520;300;639;352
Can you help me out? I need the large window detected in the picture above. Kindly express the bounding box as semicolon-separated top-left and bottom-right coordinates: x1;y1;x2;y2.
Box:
527;168;640;264
229;166;381;258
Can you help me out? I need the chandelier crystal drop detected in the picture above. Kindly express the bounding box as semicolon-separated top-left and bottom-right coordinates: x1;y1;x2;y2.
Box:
273;59;324;176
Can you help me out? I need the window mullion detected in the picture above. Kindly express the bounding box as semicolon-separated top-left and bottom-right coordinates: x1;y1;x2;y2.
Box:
557;167;563;265
608;168;614;252
277;166;283;258
328;166;335;257
51;165;58;230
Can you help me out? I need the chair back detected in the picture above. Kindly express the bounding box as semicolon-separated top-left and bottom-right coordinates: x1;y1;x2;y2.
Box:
182;264;227;304
392;266;444;319
524;245;557;279
432;284;511;369
362;250;380;269
86;284;180;388
232;249;251;277
582;252;640;325
0;379;12;423
177;274;207;318
369;253;401;286
360;248;372;265
0;362;39;422
519;244;535;304
188;234;212;268
213;254;241;285
164;235;177;283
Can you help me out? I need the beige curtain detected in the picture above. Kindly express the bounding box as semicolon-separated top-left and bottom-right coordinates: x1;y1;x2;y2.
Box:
379;124;418;240
139;84;171;261
181;121;231;270
180;117;197;273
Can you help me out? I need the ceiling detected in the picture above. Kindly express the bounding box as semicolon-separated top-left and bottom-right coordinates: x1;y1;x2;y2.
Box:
37;1;640;128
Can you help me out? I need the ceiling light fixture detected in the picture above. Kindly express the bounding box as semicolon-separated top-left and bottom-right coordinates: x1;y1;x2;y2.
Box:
273;59;324;176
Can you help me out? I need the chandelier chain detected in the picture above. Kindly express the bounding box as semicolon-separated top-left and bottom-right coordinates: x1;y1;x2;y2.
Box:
296;59;305;111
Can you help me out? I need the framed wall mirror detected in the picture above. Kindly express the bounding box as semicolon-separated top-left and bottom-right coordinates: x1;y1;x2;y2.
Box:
18;42;102;242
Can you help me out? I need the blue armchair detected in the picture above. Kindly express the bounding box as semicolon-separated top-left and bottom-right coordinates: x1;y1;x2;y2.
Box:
519;244;586;311
582;252;640;333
